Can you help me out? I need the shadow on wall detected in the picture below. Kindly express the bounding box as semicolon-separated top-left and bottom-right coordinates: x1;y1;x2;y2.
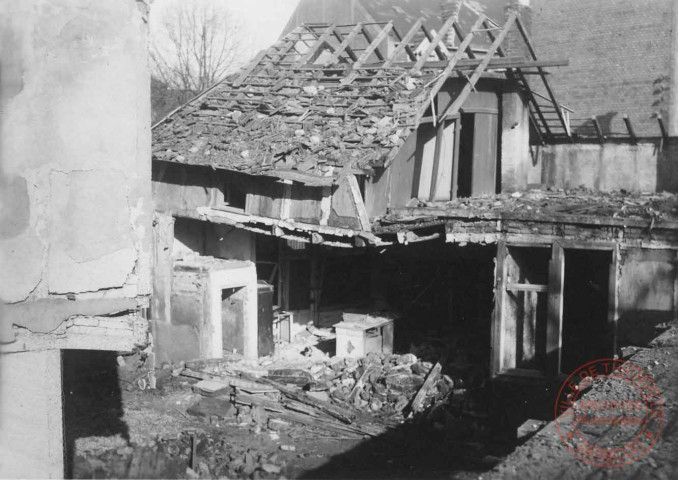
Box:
657;138;678;193
63;350;129;478
573;111;618;137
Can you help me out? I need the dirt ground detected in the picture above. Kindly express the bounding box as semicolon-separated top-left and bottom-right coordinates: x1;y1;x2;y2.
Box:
64;324;678;479
483;326;678;480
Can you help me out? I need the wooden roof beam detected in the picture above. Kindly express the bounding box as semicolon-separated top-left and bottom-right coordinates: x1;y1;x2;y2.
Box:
326;23;363;64
294;25;337;67
411;16;458;74
592;117;605;144
360;23;389;62
482;18;552;138
623;114;637;144
383;18;424;69
452;22;476;60
342;21;394;85
413;15;487;123
435;14;517;122
419;23;449;61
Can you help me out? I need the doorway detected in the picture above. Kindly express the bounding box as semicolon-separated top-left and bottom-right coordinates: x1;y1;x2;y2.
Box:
561;249;612;373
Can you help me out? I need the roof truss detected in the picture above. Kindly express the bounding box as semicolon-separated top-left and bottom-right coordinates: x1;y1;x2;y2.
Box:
240;16;570;144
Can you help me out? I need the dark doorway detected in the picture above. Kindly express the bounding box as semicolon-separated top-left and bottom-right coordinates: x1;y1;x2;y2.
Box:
456;112;475;198
561;249;612;373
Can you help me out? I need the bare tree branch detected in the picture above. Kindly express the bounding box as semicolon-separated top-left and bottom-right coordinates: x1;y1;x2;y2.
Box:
150;1;244;94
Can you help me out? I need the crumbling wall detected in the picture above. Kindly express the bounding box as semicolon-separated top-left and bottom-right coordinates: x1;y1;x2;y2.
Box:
0;0;152;333
539;142;676;192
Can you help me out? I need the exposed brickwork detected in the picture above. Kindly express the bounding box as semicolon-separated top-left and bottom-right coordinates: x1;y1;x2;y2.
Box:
531;0;673;137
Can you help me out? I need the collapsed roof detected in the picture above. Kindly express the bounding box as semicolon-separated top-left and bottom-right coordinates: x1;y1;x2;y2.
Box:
152;13;569;185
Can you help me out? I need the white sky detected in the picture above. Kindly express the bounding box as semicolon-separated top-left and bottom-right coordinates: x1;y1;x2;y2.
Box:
150;0;301;64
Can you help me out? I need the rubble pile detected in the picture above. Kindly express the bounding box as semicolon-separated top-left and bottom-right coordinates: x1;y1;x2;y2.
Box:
322;352;453;417
178;345;484;443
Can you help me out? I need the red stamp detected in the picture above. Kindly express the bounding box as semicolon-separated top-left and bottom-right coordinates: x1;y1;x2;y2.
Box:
555;358;664;467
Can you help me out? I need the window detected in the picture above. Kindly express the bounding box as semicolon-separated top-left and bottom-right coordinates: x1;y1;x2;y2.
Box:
223;180;247;210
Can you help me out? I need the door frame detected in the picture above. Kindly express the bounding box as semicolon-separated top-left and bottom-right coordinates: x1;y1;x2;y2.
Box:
491;239;618;378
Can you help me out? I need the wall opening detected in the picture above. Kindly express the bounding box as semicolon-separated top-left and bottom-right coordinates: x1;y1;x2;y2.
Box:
222;286;245;354
457;112;475;198
561;249;612;373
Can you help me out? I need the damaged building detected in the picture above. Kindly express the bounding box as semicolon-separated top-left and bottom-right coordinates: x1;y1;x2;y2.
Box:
1;0;677;478
150;0;678;387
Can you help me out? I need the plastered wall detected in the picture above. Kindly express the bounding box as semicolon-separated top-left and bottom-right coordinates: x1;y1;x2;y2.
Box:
540;141;678;193
0;1;152;311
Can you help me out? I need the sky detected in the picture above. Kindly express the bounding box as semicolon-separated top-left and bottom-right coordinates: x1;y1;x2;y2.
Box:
149;0;301;65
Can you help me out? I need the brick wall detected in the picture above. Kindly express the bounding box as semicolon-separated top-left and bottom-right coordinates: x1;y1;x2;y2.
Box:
531;0;674;137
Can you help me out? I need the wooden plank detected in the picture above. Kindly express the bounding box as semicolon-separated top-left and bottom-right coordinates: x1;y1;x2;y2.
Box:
522;291;537;364
506;283;548;292
280;182;292;220
419;23;448;61
293;57;569;71
391;25;418;62
411;16;457;73
233;50;268;87
491;240;507;376
414;15;487;122
360;24;386;62
436;14;516;122
427;121;445;202
410;353;448;413
241;373;354;425
592;116;605;144
471;112;499;195
355;21;393;69
319;186;331;226
346;174;372;231
482;18;551;139
289;183;323;224
341;22;395;85
453;22;476;59
382;19;423;69
514;17;570;139
658;117;669;140
623;114;637;144
451;117;461;199
294;25;337;67
547;242;565;375
609;250;619;358
327;23;362;64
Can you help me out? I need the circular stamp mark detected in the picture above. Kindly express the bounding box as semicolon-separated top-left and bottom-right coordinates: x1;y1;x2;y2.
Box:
555;358;664;468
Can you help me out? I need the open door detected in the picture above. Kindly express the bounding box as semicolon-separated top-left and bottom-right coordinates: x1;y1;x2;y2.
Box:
492;242;552;377
493;241;617;378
